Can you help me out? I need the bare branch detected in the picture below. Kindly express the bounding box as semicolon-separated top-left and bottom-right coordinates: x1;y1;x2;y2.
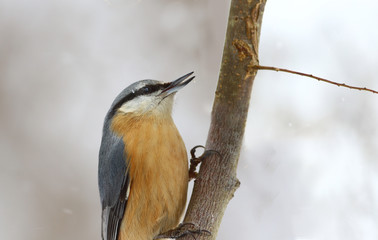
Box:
253;65;378;94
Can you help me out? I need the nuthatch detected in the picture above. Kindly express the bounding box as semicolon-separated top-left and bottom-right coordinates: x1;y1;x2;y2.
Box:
98;72;194;240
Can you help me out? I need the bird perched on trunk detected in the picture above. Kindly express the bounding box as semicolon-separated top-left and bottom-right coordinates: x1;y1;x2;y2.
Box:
98;72;194;240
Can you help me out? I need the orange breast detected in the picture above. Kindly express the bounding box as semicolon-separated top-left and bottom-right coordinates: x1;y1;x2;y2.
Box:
111;113;188;240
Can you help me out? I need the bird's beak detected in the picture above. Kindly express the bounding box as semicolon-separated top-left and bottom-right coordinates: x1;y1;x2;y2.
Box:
160;72;195;97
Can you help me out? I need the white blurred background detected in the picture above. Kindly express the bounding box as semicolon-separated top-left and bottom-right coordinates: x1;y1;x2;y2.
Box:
0;0;377;239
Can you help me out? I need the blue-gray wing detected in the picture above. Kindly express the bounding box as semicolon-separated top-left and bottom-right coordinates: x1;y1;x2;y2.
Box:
98;126;129;240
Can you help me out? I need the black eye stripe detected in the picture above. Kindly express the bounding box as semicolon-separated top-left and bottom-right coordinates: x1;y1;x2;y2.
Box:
134;84;162;96
110;83;167;116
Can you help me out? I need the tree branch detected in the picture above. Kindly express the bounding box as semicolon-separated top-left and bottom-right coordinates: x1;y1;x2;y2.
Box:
253;65;378;94
182;0;267;239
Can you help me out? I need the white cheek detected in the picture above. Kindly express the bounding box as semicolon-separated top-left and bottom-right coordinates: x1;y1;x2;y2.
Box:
118;102;138;114
119;96;157;114
118;95;175;116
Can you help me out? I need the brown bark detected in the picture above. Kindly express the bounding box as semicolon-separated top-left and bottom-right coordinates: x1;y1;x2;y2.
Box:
182;0;267;239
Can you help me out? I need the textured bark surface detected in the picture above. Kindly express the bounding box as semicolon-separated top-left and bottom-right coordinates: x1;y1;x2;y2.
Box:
181;0;267;239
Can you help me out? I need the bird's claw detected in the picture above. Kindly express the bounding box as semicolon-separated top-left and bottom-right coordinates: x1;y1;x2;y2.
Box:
154;222;211;240
188;145;221;181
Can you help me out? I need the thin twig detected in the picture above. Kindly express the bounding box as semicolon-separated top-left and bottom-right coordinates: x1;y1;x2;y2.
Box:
253;65;378;94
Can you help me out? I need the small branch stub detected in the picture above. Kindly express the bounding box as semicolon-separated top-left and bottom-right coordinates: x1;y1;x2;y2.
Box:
232;39;253;61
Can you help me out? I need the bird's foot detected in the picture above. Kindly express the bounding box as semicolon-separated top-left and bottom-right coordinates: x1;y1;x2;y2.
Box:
154;223;211;240
188;145;221;181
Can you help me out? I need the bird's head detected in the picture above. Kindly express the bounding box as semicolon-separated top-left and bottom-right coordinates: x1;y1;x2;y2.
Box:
109;72;194;118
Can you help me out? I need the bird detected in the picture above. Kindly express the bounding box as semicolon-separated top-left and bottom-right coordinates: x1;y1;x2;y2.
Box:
98;72;194;240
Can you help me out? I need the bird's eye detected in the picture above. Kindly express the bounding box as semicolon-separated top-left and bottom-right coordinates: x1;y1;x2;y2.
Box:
142;86;151;93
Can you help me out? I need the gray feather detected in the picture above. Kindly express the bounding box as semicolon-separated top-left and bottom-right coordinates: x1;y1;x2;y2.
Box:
98;119;129;240
98;80;160;240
